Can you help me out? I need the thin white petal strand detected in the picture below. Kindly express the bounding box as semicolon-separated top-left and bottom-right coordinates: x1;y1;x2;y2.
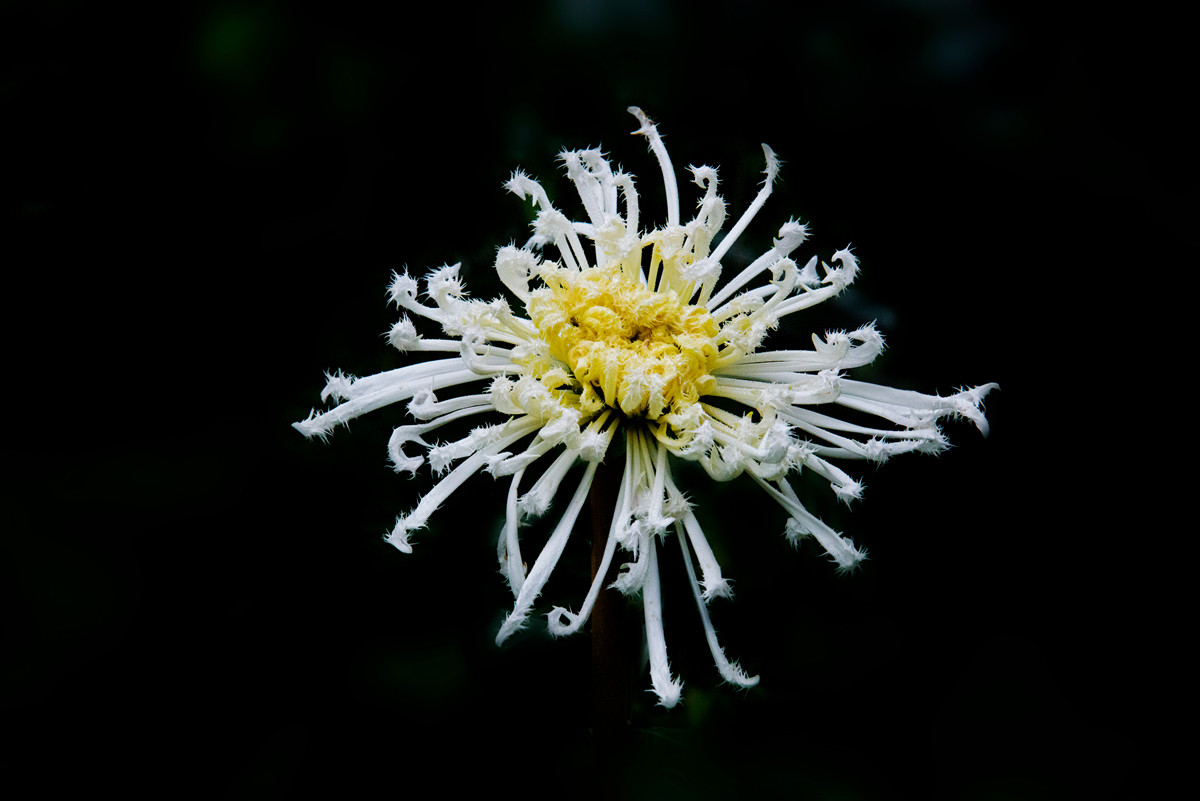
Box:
614;171;639;241
344;358;472;400
562;149;607;229
677;523;759;688
751;474;867;572
663;467;732;601
781;402;934;439
647;438;675;532
407;390;492;421
496;460;598;644
707;245;775;315
800;453;864;504
518;447;583;520
642;536;683;708
628;106;680;227
387;400;494;474
391;416;543;548
547;448;632;636
707;143;779;268
498;468;528;597
293;363;495;439
610;428;658;594
389;337;518;354
835;380;998;436
494;245;537;304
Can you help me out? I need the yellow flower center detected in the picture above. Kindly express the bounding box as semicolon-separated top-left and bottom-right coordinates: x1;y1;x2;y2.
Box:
525;265;719;420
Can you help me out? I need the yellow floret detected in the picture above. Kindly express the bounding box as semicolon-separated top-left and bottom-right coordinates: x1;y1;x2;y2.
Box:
525;264;719;420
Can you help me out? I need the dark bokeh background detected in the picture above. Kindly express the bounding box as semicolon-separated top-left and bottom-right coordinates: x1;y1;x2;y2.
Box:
3;1;1185;798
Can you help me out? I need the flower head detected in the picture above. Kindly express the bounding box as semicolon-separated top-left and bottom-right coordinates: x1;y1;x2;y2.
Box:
294;107;996;707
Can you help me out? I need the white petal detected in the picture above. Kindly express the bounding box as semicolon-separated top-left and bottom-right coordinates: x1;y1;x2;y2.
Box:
546;447;632;636
496;461;598;644
642;536;682;708
677;522;759;688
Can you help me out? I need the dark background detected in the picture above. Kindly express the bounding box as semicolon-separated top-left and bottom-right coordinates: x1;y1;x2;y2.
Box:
3;1;1185;798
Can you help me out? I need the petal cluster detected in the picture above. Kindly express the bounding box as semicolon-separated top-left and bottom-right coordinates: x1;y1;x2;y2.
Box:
294;107;996;706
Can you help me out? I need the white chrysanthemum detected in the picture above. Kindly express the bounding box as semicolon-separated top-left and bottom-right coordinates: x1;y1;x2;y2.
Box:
294;107;997;707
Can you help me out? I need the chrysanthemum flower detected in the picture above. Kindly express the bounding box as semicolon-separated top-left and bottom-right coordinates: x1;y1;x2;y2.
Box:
294;107;996;707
